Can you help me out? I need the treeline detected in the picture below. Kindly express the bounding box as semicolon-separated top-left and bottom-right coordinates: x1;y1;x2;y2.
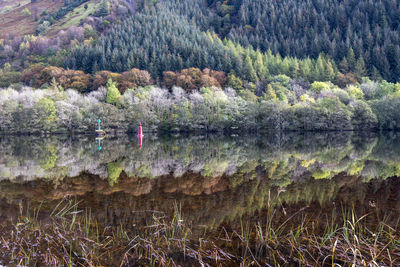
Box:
2;0;400;84
18;65;153;92
6;64;227;93
226;0;400;82
147;0;400;82
65;3;342;86
1;76;400;134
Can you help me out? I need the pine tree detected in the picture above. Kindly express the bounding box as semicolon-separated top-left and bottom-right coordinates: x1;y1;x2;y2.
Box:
226;71;243;92
289;59;299;78
243;54;257;82
263;84;278;101
355;56;367;79
254;51;269;80
371;66;382;81
347;47;356;72
339;58;349;73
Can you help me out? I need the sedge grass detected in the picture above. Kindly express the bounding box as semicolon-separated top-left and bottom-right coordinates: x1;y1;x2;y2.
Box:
0;199;398;266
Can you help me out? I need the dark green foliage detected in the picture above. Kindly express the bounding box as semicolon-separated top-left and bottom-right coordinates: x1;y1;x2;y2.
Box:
285;98;353;131
371;96;400;130
65;5;237;77
125;0;400;82
350;100;378;130
225;0;400;82
3;0;400;84
258;101;288;131
65;2;338;84
0;72;21;87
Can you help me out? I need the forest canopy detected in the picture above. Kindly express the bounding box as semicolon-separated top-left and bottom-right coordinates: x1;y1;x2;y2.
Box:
1;0;400;133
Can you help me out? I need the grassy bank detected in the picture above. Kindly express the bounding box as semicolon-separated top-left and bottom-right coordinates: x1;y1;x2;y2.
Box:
1;198;398;266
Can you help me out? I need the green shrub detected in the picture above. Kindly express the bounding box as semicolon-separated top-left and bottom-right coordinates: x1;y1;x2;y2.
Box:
21;8;31;16
0;72;21;88
347;85;364;100
107;161;123;186
310;81;330;94
106;79;122;105
350;100;378;130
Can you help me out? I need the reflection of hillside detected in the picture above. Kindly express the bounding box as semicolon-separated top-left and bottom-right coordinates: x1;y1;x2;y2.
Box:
1;133;399;266
2;132;400;184
0;132;400;225
0;171;399;228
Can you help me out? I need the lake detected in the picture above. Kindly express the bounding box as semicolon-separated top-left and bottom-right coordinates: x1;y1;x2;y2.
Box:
0;132;399;265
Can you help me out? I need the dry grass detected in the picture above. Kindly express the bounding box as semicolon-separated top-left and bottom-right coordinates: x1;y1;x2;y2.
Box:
47;1;97;37
0;0;96;37
0;198;399;266
0;0;62;37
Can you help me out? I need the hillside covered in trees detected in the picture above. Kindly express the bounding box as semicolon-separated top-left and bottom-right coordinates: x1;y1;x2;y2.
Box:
2;0;400;83
66;0;397;83
1;0;400;133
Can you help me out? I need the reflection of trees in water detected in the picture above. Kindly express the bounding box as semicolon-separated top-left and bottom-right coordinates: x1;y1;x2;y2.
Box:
1;132;399;266
0;131;396;184
0;171;399;229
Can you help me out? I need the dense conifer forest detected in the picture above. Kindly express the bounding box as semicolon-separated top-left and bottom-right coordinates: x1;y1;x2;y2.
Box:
66;0;400;82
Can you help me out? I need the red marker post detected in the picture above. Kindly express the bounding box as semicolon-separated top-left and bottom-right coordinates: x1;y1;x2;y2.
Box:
138;122;143;149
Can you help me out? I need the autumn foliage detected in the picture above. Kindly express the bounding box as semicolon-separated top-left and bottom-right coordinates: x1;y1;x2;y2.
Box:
92;71;122;91
18;65;230;93
19;66;154;93
20;64;45;87
162;68;226;92
120;68;153;92
336;72;358;88
20;66;91;92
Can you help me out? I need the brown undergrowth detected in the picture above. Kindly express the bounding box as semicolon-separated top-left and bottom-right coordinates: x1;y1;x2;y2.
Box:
0;199;399;266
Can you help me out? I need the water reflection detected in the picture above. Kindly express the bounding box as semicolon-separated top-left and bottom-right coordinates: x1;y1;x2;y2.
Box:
0;132;399;225
1;132;400;183
1;133;400;265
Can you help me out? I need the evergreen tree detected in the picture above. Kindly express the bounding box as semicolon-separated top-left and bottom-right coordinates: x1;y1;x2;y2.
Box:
355;56;367;79
226;72;243;92
263;84;278;101
96;0;110;17
243;54;257;82
347;48;356;72
339;58;349;73
254;51;269;79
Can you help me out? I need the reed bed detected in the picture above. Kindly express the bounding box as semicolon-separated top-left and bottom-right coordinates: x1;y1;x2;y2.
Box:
0;199;398;266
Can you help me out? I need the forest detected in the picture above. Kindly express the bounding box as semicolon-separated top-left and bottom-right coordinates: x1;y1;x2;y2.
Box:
0;0;400;133
65;0;400;82
1;75;400;133
2;2;400;266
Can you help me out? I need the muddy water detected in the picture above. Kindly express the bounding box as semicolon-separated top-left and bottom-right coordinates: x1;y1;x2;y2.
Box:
0;132;399;265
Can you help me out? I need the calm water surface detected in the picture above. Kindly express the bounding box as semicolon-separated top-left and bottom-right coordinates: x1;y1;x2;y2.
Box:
0;132;399;265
